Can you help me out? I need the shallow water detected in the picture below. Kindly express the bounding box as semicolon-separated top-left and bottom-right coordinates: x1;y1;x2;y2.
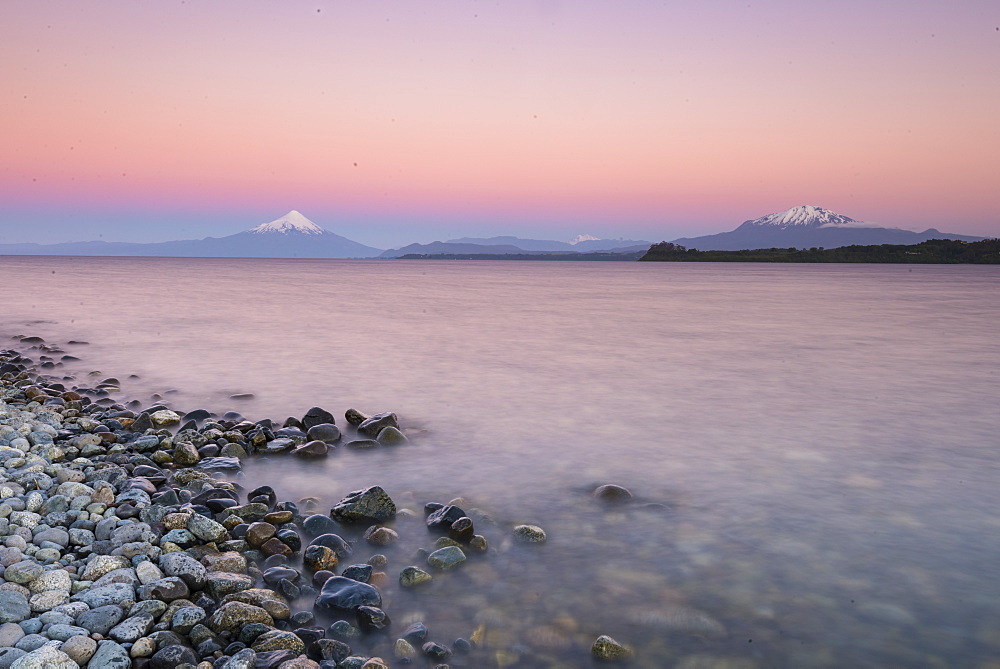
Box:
3;256;999;666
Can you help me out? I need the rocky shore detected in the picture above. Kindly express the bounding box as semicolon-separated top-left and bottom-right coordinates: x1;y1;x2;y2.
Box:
0;340;634;668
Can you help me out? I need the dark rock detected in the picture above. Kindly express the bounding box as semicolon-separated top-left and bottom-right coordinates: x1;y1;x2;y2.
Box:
425;505;466;531
344;409;368;426
375;426;407;446
150;644;199;669
330;487;396;524
292;440;328;457
356;412;397;438
593;484;633;503
422;641;451;661
302;515;339;537
314;577;381;612
402;622;428;644
237;622;272;645
308;638;351;663
130;412;153;433
253;649;298;669
263;566;300;585
303;545;338;572
276;528;301;552
355;606;390;633
306;423;341;444
248;486;277;507
260;537;292;558
340;564;372;583
345;439;379;449
302;407;335;430
448;516;474;543
293;626;325;648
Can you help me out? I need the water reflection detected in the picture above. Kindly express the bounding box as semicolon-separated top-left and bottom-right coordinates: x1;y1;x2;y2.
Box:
3;257;999;665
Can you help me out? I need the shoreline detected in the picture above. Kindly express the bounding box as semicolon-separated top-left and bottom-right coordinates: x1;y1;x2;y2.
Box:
0;336;633;668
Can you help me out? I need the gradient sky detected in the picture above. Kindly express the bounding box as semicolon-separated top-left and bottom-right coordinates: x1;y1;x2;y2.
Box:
2;1;998;248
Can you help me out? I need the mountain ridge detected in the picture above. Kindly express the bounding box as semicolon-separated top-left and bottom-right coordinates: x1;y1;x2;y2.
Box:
671;205;985;250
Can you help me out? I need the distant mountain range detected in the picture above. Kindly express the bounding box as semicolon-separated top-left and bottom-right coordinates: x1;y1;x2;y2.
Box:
670;205;985;251
0;211;383;258
0;206;988;260
379;235;650;258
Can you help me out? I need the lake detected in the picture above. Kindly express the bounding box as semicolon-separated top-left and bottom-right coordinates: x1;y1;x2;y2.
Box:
3;256;999;667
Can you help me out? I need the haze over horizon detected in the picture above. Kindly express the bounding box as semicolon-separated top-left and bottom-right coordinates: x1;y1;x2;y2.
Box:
2;1;998;248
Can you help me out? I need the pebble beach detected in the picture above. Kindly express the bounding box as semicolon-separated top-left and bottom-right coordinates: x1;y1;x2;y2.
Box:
0;337;636;669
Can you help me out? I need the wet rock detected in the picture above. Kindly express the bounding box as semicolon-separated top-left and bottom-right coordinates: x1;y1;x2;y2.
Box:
448;516;474;543
425;505;465;531
357;413;398;438
513;524;547;543
306;424;341;444
591;634;633;661
344;409;368;426
301;515;339;537
355;606;390;633
204;572;254;599
340;565;372;583
421;641;451;661
309;638;351;664
302;407;335;430
314;577;381;612
303;545;338;572
345;439;379;450
330;487;396;524
398;566;432;588
246;522;277;548
362;526;398;547
593;484;633;503
292;441;328;458
375;427;407;446
427;546;466;571
260;537;293;558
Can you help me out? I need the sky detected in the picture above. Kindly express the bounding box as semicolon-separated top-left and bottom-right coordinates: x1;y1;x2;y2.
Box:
1;0;998;248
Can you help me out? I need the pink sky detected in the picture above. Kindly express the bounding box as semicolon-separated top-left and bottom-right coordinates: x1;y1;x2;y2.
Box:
1;0;998;247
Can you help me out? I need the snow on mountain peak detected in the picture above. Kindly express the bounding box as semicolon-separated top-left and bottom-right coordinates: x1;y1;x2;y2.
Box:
249;211;326;235
743;205;861;229
569;234;601;244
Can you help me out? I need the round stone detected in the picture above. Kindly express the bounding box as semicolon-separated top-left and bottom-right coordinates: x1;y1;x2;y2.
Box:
513;524;547;543
426;546;466;571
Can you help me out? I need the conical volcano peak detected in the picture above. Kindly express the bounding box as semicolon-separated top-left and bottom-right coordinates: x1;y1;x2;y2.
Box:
249;210;326;235
742;205;861;229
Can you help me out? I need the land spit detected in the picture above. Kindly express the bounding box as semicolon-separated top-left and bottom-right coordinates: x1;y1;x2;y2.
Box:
0;337;634;669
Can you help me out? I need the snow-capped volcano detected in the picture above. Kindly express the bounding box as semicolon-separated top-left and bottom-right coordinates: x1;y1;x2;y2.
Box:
670;205;984;251
739;205;862;230
249;210;326;235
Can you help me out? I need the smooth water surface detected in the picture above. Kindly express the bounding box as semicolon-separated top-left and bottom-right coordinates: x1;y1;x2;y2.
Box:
3;256;999;667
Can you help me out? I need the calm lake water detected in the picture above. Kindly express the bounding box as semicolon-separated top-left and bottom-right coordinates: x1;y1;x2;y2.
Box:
3;256;999;667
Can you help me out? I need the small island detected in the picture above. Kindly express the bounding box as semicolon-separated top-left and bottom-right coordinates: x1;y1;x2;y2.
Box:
639;238;1000;264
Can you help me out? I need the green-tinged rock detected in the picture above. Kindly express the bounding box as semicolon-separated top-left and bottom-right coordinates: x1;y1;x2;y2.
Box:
206;601;274;633
513;524;547;543
251;628;305;654
427;546;466;571
591;634;634;661
398;566;432;588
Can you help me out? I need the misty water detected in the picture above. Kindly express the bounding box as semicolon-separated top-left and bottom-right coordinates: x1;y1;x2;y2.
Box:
3;256;999;667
